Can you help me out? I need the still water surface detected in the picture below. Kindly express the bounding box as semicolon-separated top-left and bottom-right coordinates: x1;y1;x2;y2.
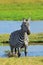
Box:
0;45;43;57
0;20;43;34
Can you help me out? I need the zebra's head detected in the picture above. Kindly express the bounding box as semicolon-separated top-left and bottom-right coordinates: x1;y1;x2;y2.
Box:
21;18;31;35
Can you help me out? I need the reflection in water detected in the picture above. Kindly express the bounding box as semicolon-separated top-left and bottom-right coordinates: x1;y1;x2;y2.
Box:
0;45;43;57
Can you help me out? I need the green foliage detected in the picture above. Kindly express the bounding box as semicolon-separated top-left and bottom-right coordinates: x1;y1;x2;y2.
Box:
0;3;43;20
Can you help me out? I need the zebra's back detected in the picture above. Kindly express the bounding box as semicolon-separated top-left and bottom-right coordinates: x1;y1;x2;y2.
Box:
9;30;25;48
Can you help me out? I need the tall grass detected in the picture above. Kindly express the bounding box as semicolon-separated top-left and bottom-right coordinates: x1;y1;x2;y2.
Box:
0;34;10;43
0;57;43;65
0;0;43;4
29;33;43;43
0;0;43;20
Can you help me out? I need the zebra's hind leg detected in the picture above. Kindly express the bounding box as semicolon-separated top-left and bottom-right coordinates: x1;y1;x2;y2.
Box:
10;46;13;57
25;46;27;56
18;48;21;57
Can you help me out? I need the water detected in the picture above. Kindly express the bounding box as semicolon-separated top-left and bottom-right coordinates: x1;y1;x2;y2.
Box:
0;20;43;34
0;21;43;57
0;45;43;57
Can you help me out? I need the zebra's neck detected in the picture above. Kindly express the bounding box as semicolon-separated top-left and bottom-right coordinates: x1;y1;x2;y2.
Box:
19;29;27;40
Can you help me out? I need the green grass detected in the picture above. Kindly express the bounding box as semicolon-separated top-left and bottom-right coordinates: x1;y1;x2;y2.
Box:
0;2;43;20
0;0;43;4
0;33;43;45
0;57;43;65
0;34;10;43
29;33;43;44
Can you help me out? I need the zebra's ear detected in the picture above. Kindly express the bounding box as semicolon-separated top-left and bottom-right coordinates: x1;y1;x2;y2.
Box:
28;17;31;23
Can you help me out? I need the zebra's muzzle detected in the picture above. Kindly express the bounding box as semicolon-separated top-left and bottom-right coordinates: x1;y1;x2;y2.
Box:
27;30;31;35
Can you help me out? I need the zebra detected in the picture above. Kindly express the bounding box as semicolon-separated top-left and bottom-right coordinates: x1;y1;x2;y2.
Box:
9;18;31;57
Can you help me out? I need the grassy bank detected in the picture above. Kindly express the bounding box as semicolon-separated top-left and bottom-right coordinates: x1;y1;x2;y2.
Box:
0;57;43;65
0;0;43;20
29;33;43;43
0;33;43;45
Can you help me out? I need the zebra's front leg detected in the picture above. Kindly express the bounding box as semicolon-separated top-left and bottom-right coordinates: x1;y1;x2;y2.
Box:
18;48;21;57
25;46;27;56
15;48;17;54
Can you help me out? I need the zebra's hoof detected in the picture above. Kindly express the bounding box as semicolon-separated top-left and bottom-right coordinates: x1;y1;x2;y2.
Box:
8;52;13;57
